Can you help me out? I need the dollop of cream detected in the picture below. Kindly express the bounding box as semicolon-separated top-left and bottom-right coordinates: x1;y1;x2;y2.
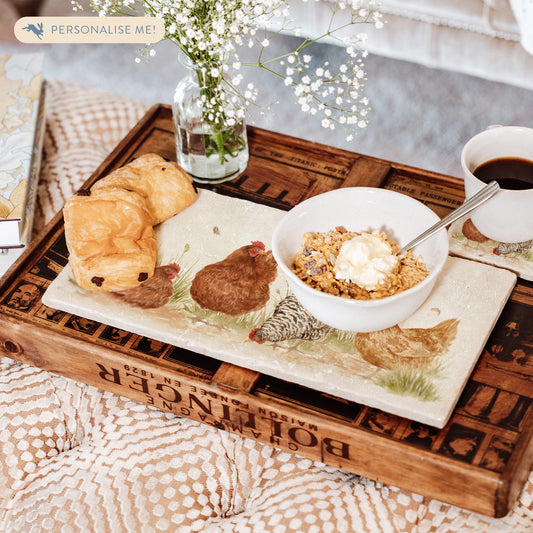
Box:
334;232;398;291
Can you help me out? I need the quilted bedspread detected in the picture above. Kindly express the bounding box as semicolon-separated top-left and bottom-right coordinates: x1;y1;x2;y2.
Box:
1;80;532;532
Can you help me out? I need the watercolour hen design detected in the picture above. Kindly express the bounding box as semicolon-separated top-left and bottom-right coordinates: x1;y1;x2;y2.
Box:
190;241;278;316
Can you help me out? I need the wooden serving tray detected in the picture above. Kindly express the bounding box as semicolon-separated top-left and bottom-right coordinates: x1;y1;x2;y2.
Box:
1;105;532;518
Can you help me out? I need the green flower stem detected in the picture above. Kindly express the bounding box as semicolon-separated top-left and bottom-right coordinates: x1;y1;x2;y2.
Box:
191;65;245;165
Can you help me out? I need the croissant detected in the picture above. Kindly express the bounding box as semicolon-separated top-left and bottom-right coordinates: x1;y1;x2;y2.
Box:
91;153;197;225
63;153;197;292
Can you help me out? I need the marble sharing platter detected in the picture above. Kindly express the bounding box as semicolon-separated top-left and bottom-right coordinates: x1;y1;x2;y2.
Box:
43;190;517;428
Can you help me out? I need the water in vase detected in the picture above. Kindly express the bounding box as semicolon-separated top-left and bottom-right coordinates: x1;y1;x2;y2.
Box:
175;123;249;184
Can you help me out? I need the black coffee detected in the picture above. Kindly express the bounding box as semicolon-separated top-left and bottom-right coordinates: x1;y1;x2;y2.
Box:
473;157;533;190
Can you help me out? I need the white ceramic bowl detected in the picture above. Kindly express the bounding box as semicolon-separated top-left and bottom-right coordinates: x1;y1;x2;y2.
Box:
271;187;449;332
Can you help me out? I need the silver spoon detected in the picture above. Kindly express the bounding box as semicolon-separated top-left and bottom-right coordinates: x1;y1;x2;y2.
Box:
398;180;500;255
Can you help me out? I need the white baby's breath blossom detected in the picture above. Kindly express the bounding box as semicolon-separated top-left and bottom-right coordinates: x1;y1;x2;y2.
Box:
79;0;383;140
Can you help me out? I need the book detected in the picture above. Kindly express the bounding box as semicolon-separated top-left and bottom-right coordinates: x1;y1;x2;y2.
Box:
0;53;45;276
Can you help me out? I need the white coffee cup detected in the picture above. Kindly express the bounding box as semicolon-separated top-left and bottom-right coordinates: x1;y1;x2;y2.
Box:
460;126;533;243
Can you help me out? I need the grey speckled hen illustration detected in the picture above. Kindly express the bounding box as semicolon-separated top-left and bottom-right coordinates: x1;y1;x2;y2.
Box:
249;294;334;343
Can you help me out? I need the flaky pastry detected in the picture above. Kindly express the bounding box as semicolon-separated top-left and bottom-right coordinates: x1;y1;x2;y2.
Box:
64;154;197;292
64;187;157;292
91;153;197;225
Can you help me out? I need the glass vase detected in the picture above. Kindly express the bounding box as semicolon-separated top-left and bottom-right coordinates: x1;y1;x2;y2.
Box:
172;61;249;184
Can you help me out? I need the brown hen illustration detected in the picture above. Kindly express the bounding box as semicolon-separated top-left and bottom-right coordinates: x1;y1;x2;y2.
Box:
354;318;459;370
111;263;180;309
190;241;277;316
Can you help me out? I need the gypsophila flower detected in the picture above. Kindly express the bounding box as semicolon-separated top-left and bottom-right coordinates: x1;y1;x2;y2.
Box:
77;0;383;145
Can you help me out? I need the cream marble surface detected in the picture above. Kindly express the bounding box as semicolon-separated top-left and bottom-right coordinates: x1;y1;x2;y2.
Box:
43;190;517;428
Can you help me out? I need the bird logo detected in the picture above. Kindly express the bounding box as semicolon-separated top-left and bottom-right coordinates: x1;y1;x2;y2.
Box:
22;22;44;40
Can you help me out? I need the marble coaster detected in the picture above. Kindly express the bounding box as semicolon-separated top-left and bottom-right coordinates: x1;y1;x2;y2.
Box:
449;216;533;281
43;190;517;428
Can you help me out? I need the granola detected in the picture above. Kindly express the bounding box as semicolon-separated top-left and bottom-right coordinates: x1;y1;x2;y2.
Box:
292;227;429;300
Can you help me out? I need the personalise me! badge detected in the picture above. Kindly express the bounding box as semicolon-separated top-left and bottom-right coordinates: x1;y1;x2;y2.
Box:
14;16;165;44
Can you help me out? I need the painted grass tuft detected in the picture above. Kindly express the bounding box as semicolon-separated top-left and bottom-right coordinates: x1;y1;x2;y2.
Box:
373;365;441;402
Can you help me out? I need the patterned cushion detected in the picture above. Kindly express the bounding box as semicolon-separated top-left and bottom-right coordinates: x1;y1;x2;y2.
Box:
1;80;532;532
